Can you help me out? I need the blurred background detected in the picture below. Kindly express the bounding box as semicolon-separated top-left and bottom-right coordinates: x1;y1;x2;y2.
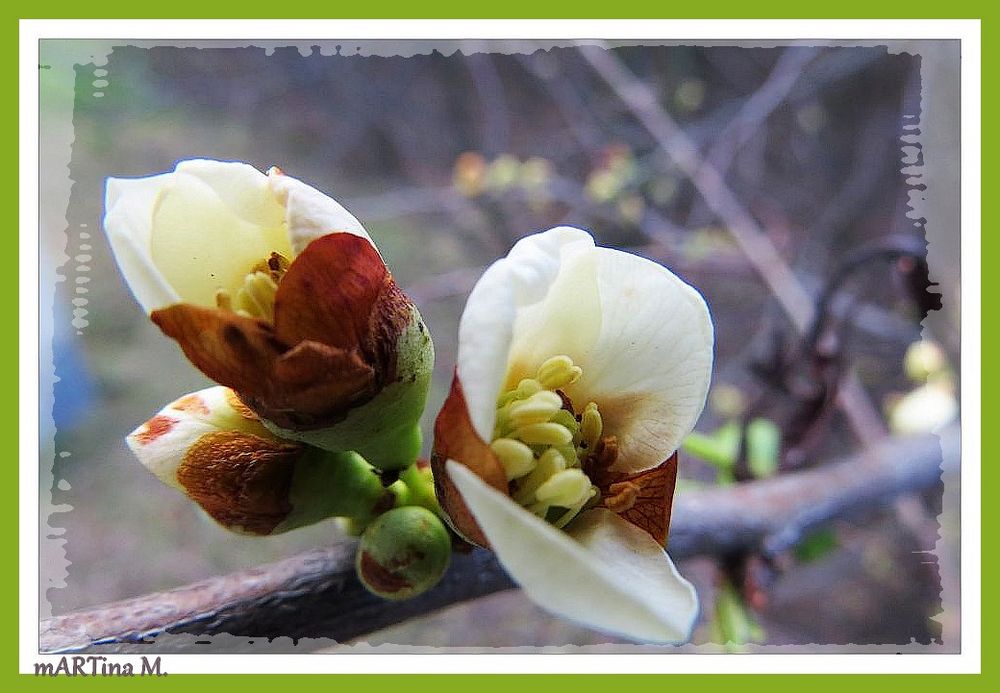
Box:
39;39;961;650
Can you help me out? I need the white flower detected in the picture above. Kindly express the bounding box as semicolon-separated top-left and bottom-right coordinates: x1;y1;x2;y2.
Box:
432;226;714;643
103;159;433;470
103;158;372;314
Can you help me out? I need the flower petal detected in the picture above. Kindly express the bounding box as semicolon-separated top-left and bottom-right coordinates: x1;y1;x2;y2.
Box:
103;173;181;313
447;461;698;643
175;159;286;229
149;170;291;307
267;168;376;256
456;226;595;441
563;247;714;472
431;376;507;546
127;385;289;490
151;303;377;429
458;226;713;473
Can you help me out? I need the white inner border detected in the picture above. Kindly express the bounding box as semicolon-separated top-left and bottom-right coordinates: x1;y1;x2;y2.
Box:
19;18;981;675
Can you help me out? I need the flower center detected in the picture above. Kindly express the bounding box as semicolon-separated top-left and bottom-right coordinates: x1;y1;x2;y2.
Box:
215;252;290;323
490;355;608;528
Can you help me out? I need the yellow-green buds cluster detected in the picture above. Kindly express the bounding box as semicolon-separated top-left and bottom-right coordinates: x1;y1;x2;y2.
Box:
356;506;452;600
490;355;603;528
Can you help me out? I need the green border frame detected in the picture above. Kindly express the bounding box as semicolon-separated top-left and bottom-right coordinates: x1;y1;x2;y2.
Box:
12;1;988;686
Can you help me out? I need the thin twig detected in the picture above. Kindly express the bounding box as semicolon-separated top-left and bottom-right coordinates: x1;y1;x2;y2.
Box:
578;44;887;446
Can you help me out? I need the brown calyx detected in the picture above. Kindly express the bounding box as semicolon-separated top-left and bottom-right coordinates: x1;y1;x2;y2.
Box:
176;430;303;535
430;374;507;548
152;233;415;431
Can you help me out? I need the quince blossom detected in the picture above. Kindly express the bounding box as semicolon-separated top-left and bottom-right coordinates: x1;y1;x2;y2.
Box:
432;226;714;643
103;159;433;470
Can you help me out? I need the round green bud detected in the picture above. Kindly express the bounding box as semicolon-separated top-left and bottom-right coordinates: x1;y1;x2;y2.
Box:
356;506;451;601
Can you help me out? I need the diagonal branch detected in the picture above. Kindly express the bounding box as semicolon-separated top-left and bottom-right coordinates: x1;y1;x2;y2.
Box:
578;44;888;446
39;427;956;654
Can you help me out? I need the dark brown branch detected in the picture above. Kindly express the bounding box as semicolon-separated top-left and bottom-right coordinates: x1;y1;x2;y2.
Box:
39;427;956;654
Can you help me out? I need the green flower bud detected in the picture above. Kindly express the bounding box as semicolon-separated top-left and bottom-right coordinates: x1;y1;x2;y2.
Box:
356;506;451;601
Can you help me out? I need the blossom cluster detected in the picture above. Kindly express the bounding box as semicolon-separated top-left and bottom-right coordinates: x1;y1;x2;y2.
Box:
104;159;714;643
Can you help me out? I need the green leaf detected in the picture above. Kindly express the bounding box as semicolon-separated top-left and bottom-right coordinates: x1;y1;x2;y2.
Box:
746;418;781;479
793;528;839;563
711;578;766;651
682;421;741;470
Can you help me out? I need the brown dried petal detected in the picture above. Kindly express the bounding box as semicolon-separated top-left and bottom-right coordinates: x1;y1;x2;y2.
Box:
250;340;376;429
430;374;507;547
273;233;409;379
152;233;414;430
151;304;288;401
594;452;678;547
176;430;303;535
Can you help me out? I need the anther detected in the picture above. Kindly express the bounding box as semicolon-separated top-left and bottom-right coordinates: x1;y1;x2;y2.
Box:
490;438;537;481
508;391;563;427
512;422;573;446
515;379;543;399
512;448;567;505
534;469;592;508
536;355;583;390
603;480;640;513
215;289;233;311
580;402;603;447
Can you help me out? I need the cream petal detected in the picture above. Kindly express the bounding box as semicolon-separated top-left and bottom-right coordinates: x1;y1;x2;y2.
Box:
175;159;286;229
448;461;698;643
126;386;274;488
149;171;292;307
103;173;181;313
566;248;714;472
457;227;712;471
456;226;594;441
267;169;376;257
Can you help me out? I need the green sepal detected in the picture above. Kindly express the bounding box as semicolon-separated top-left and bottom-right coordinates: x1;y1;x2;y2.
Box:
273;449;401;533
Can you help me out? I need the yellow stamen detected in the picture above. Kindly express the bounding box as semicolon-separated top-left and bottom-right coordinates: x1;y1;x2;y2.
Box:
490;438;537;481
580;402;603;448
513;422;574;446
216;252;290;323
534;468;592;507
492;355;604;529
508;390;563;428
513;448;567;505
536;355;583;390
516;378;543;399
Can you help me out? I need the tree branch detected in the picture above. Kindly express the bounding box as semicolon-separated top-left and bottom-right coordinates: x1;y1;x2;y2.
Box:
39;427;956;654
578;44;889;447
